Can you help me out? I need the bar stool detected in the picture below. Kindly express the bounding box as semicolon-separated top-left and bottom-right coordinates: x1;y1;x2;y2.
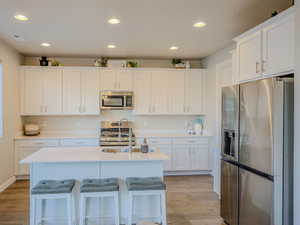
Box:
79;178;120;225
30;179;76;225
126;177;167;225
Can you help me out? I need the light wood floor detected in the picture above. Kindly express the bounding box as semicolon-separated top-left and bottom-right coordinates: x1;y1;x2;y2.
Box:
0;175;224;225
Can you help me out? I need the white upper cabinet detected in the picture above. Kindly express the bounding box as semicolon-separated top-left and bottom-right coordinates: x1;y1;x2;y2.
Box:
118;70;133;91
134;69;204;115
63;69;100;115
101;69;133;91
134;70;152;114
151;71;169;114
21;68;62;115
236;31;262;82
185;70;204;114
234;7;294;83
168;71;185;114
62;70;82;114
262;13;295;76
81;70;100;114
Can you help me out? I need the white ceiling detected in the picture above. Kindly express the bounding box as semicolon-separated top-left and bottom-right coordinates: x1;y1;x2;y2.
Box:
0;0;292;59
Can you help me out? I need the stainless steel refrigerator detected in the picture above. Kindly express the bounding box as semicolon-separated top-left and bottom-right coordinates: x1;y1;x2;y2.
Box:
220;77;294;225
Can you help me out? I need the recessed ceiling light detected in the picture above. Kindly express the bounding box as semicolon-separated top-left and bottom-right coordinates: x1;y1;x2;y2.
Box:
41;43;51;47
170;46;179;50
108;18;120;24
193;22;207;28
107;44;116;49
14;14;29;21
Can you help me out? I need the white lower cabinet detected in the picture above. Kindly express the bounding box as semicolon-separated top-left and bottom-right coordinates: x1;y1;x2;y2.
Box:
138;136;211;172
14;138;98;176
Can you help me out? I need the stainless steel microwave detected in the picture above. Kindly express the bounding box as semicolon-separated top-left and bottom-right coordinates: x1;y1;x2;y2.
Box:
100;91;134;110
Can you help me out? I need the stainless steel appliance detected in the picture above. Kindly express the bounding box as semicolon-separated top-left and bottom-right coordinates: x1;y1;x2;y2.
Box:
221;77;294;225
100;120;136;147
100;91;133;110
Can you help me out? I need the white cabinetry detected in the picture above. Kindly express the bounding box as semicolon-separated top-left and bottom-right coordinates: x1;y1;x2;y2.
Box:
137;136;211;172
62;69;100;115
134;69;204;115
235;7;294;83
134;71;152;114
101;69;133;91
184;70;204;114
15;139;59;176
236;31;262;82
21;69;62;115
262;13;294;76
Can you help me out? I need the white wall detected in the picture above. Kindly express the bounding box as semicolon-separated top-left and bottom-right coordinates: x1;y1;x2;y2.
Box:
22;112;200;135
294;1;300;225
0;38;23;189
200;44;235;194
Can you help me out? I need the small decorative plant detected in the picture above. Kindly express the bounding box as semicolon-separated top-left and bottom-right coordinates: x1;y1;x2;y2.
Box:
172;58;186;68
100;57;108;67
127;61;138;68
51;59;62;67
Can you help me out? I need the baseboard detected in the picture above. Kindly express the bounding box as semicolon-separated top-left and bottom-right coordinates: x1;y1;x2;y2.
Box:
15;175;29;180
164;170;212;176
0;176;16;192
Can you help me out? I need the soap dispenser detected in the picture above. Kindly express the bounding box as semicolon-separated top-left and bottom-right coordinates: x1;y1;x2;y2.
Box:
141;138;149;153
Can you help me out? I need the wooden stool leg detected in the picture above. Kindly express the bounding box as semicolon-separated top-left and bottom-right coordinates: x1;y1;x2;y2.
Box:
114;192;120;225
160;192;167;225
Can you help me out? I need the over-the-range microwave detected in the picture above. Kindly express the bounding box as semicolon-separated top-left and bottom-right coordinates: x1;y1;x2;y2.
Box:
100;91;134;110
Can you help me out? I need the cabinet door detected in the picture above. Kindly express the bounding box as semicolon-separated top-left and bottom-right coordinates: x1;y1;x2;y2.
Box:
151;71;169;114
262;15;294;76
22;69;43;115
190;145;210;170
81;70;100;114
158;145;173;171
168;71;185;114
118;70;133;91
173;144;190;171
62;70;82;114
43;70;62;114
185;70;203;114
134;71;152;114
16;147;39;175
237;31;262;82
101;70;117;90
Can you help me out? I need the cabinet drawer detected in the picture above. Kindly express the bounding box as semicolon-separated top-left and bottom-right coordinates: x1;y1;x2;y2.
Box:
173;137;209;145
15;139;60;148
137;138;172;146
60;138;99;147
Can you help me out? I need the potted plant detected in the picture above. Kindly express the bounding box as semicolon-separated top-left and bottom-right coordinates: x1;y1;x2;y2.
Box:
171;58;186;68
127;61;138;68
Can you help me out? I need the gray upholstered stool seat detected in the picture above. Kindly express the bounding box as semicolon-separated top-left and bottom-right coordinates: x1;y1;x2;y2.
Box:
126;177;166;191
80;178;119;193
31;179;76;195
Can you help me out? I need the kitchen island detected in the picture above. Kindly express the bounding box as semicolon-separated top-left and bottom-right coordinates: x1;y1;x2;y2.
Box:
21;147;169;225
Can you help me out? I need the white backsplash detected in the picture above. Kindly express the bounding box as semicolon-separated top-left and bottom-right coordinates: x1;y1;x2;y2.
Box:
22;111;201;135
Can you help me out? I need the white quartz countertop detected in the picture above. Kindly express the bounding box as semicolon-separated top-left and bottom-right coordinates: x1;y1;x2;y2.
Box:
21;147;169;164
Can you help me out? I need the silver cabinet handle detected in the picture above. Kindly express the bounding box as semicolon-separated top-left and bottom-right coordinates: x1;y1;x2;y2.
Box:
256;62;260;74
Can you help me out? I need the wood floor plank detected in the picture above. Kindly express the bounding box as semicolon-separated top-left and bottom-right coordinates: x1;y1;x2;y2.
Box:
0;175;224;225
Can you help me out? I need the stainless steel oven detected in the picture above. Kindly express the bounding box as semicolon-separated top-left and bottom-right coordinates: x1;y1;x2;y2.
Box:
100;91;133;110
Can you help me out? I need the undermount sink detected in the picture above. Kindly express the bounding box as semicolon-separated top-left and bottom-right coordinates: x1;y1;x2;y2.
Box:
101;147;155;153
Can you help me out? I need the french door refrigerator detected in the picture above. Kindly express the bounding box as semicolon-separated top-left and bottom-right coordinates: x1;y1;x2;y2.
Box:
220;77;294;225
